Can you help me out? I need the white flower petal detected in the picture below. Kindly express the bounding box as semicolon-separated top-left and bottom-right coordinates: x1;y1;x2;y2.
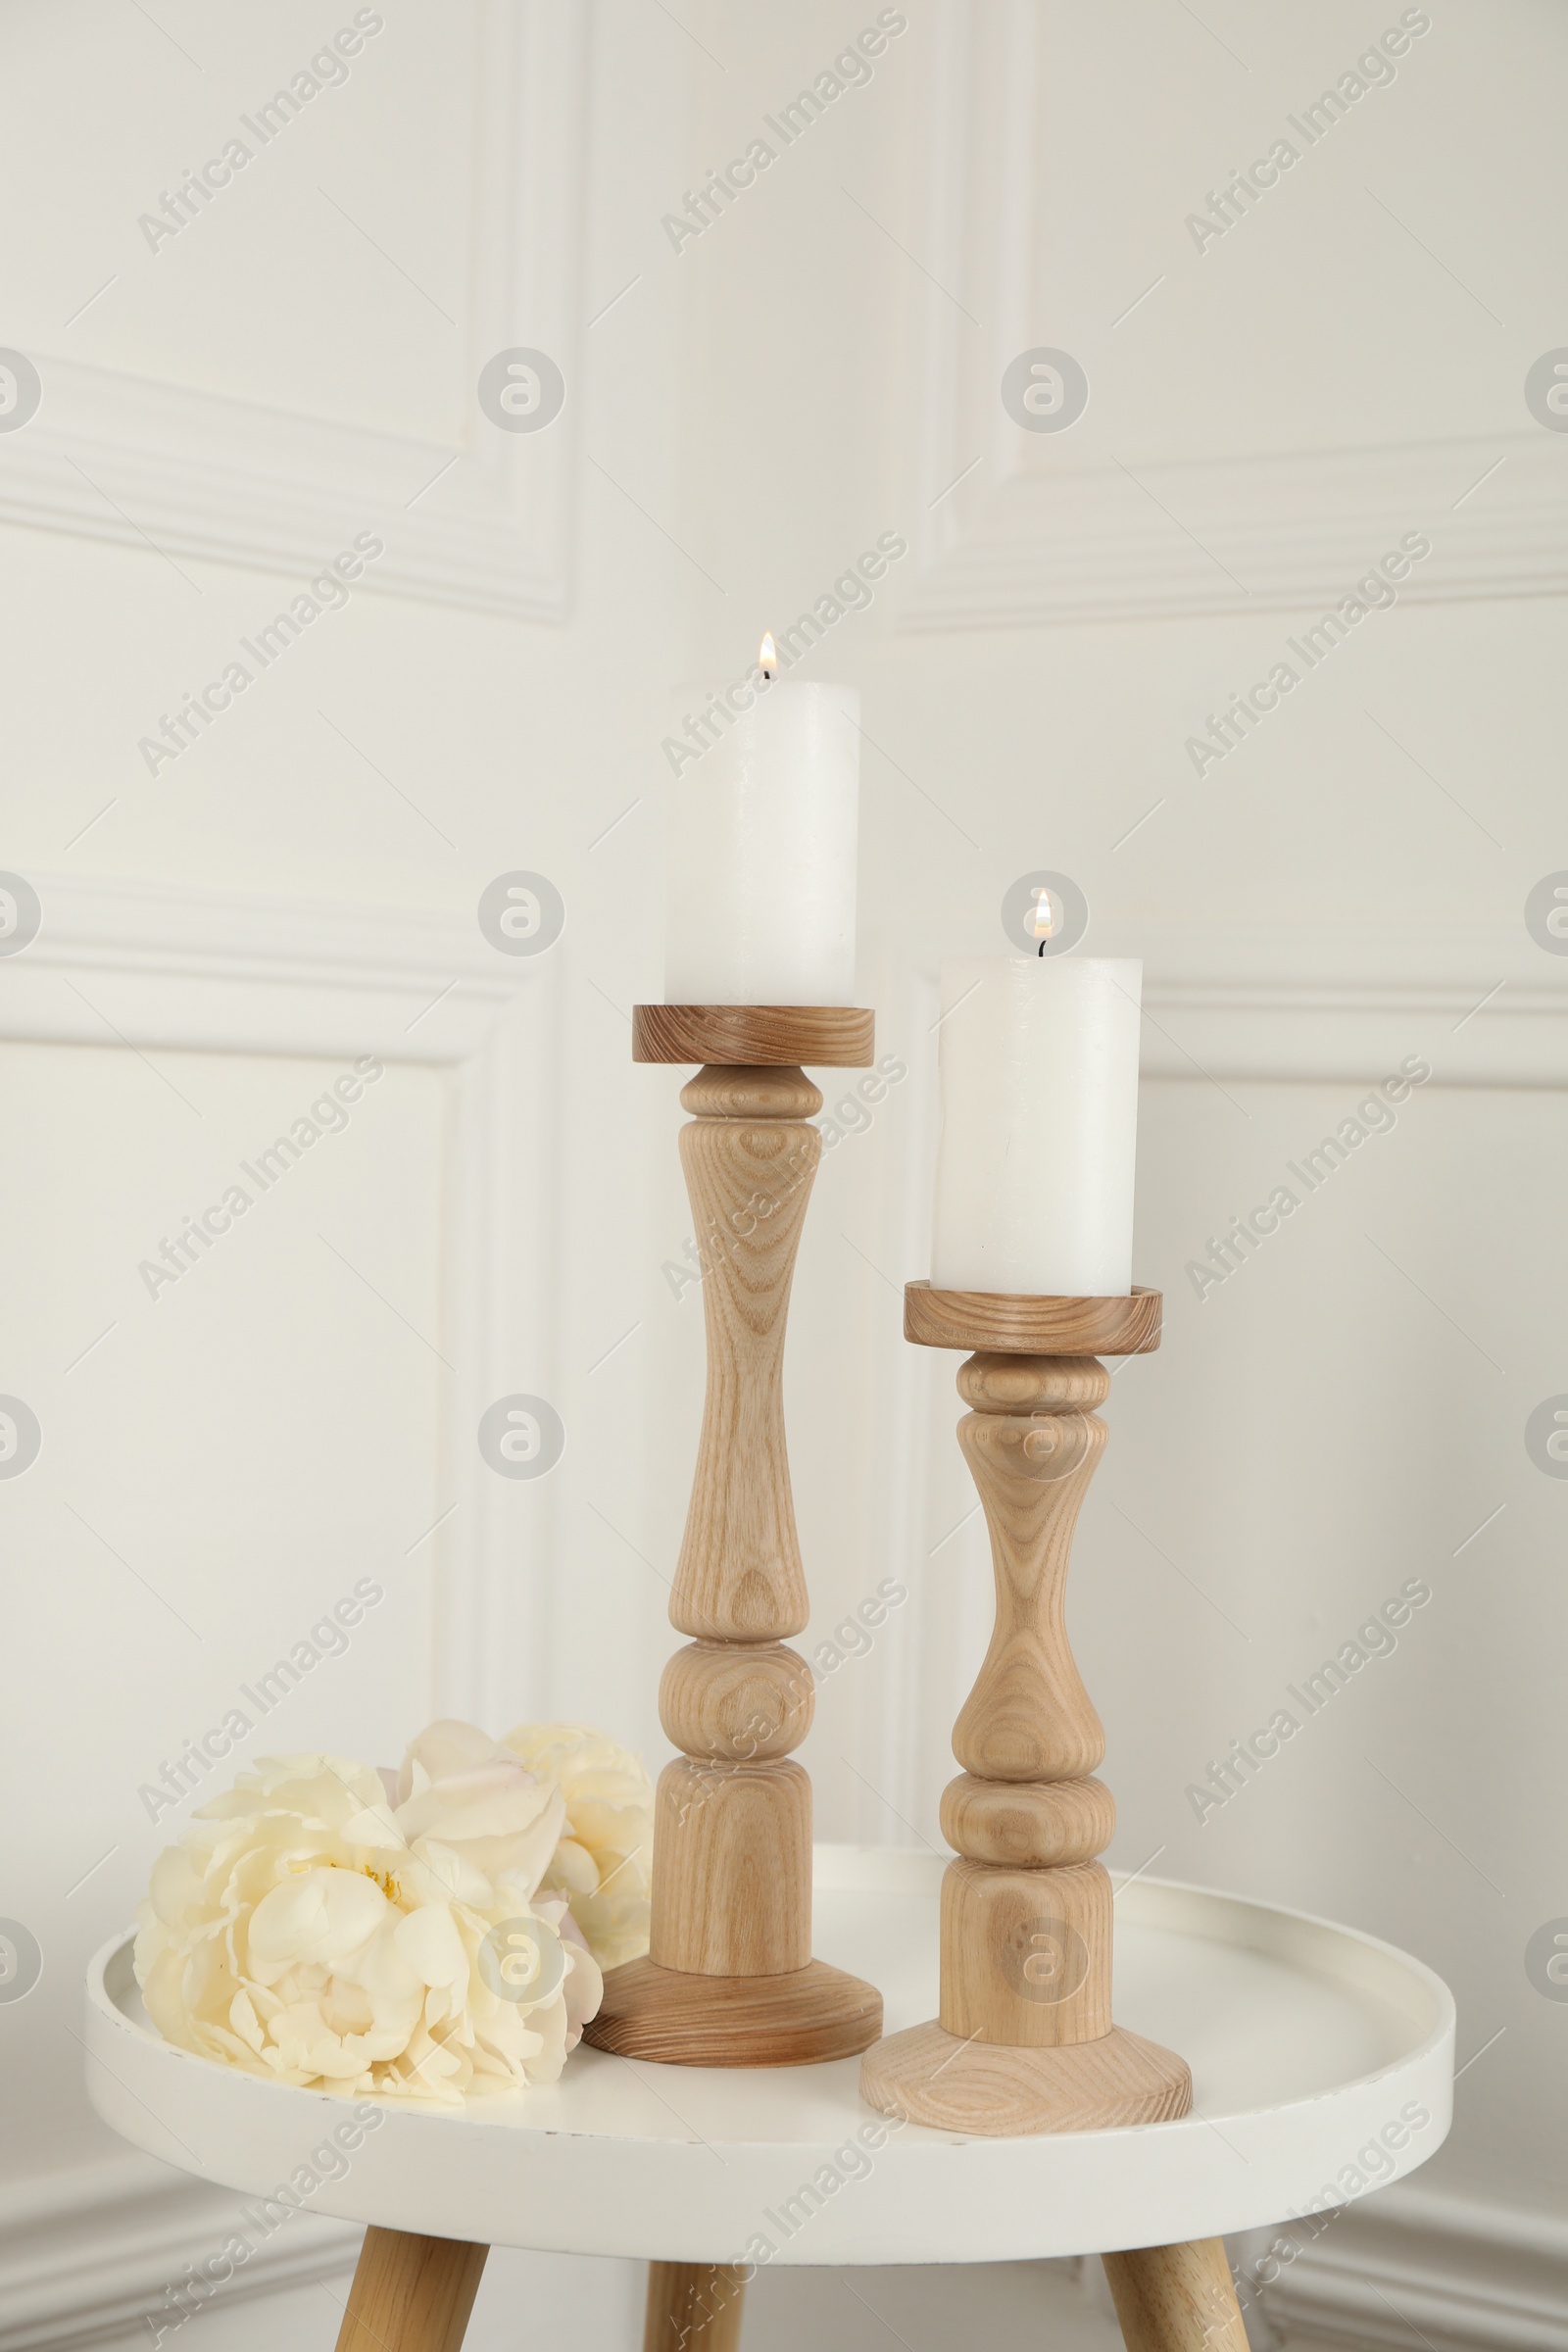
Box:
501;1721;654;1970
393;1902;469;1990
135;1718;605;2105
249;1867;388;1967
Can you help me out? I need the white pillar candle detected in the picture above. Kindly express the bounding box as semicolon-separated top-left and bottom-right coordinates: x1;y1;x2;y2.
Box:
664;662;858;1005
931;957;1143;1297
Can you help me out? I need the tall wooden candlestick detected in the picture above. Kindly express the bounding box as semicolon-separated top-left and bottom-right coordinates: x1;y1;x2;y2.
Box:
860;1281;1192;2133
584;1004;883;2067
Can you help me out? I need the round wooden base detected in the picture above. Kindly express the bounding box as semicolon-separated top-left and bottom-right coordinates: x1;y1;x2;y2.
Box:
582;1956;884;2068
859;2021;1192;2136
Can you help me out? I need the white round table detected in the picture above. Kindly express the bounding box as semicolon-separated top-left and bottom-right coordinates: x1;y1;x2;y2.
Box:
85;1847;1454;2351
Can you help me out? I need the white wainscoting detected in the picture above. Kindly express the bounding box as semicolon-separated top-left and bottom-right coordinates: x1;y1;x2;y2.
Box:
0;2;584;618
898;0;1568;627
900;430;1568;628
0;871;560;1731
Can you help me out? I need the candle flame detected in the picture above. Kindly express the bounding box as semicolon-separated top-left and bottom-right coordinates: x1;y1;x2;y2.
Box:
759;632;778;677
1029;886;1057;941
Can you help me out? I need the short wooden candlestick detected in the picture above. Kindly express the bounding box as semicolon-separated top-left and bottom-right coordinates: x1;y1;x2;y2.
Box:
583;1006;883;2067
860;1281;1193;2134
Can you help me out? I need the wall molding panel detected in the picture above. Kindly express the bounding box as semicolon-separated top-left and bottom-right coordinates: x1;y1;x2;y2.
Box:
0;872;561;1734
1134;922;1568;1090
875;920;1568;1090
0;3;584;619
901;432;1568;630
899;0;1568;629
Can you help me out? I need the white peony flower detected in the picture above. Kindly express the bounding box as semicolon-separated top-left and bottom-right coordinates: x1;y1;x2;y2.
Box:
501;1721;655;1971
134;1725;602;2104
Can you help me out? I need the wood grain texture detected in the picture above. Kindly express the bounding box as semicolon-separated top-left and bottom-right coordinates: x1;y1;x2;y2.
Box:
584;1955;883;2066
650;1758;811;1974
604;1060;880;2060
333;2229;487;2352
859;2020;1191;2136
634;1004;874;1066
939;1773;1115;1869
906;1280;1162;1356
939;1859;1111;2046
644;2263;748;2352
660;1641;815;1760
680;1065;823;1120
858;1322;1192;2132
1102;2239;1249;2352
671;1086;818;1641
957;1353;1111;1412
951;1372;1107;1784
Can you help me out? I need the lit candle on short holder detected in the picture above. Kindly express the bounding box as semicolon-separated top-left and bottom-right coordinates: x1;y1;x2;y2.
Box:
930;921;1142;1296
664;636;859;1005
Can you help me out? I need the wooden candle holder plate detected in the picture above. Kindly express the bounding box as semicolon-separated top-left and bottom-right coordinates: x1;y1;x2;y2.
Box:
905;1280;1162;1356
632;1004;874;1067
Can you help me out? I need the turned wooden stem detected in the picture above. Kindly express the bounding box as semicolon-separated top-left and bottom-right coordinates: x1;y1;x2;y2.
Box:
586;1033;882;2067
668;1066;818;1643
939;1351;1115;2049
650;1064;822;1979
859;1282;1187;2134
951;1352;1108;1782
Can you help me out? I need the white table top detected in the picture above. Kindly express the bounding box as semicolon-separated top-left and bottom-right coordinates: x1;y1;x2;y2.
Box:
84;1846;1454;2265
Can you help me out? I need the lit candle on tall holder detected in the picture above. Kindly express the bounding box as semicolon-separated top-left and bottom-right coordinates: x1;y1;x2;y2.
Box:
586;636;881;2071
664;635;859;1006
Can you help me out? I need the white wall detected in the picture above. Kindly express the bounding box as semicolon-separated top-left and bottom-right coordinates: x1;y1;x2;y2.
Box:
2;3;1565;2348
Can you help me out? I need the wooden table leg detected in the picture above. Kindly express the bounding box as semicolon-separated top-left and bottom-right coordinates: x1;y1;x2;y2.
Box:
333;2227;488;2352
644;2260;748;2351
1102;2239;1248;2352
